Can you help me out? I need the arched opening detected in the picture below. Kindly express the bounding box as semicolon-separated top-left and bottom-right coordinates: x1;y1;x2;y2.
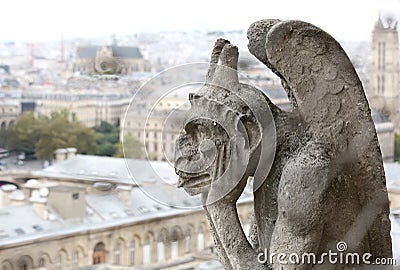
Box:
114;243;121;265
0;122;6;130
157;235;165;262
93;242;106;264
197;227;204;251
184;229;191;253
171;229;179;258
129;240;136;266
72;251;79;270
17;256;33;270
8;121;14;129
38;257;46;269
1;260;12;270
143;236;151;264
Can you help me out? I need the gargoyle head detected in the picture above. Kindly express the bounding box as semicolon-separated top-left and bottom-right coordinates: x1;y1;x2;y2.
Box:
174;39;275;203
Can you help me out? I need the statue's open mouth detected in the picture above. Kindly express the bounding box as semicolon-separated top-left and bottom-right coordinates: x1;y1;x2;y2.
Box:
176;171;211;188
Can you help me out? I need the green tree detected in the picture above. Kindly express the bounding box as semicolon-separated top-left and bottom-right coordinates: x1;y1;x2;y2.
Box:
8;110;97;160
114;133;142;159
97;142;116;156
68;122;98;155
35;112;97;160
93;121;120;156
395;133;400;162
0;129;8;148
7;112;43;155
94;121;115;133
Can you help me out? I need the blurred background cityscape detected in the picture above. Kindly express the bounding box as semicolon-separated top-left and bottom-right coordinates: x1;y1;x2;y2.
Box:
1;0;400;269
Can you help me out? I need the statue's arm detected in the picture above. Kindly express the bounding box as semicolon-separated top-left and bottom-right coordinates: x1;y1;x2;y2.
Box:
204;200;268;270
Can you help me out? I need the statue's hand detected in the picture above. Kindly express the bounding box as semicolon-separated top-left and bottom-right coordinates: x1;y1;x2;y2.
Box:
203;135;251;206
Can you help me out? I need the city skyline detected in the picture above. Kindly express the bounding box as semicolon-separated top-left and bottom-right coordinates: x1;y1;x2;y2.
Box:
1;0;400;42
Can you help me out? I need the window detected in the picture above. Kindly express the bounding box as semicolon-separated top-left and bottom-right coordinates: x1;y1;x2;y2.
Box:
15;228;25;235
171;229;179;258
114;243;121;265
93;242;106;264
143;237;151;264
157;237;165;262
72;193;79;200
377;76;380;94
382;42;386;72
18;261;27;270
72;251;78;270
154;143;158;152
38;258;45;269
56;255;62;270
378;41;381;71
197;227;204;251
33;225;43;231
185;230;191;253
129;241;135;265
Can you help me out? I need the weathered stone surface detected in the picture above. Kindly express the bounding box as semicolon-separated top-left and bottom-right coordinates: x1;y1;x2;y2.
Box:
175;19;392;269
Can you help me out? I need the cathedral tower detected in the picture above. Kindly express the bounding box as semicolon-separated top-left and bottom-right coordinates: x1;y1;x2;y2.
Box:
369;16;400;127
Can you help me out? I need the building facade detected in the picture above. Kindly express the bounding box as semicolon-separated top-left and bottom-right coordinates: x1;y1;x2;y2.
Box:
368;17;400;133
0;99;20;129
73;46;151;75
0;154;254;270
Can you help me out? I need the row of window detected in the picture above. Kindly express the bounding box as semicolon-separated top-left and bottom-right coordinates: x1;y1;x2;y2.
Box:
1;227;209;270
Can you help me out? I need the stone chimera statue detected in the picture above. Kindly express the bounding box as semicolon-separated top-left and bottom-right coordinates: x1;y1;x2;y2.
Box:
174;19;392;269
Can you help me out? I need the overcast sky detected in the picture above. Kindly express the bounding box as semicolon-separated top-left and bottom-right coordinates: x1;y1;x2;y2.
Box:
1;0;400;42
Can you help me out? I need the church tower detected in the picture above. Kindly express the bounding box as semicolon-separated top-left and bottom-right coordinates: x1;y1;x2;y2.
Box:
368;16;400;129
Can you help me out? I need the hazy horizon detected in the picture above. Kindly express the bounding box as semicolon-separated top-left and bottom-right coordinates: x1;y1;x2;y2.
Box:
1;0;400;43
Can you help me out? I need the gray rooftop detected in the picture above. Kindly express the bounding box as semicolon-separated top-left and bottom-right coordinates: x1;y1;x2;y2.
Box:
371;108;391;124
385;162;400;191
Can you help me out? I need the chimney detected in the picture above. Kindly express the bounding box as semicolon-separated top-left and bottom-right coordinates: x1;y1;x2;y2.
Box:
66;147;77;159
1;184;17;206
54;148;77;163
117;185;132;206
54;148;68;163
9;190;25;206
31;197;48;220
47;186;86;220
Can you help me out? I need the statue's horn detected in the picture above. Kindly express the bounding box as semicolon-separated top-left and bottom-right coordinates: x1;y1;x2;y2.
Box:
206;39;230;82
211;44;239;91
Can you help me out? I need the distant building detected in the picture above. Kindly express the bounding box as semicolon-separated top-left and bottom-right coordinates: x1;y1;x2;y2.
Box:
372;108;395;162
73;45;151;75
121;109;185;161
0;153;253;270
368;16;400;133
1;90;131;127
383;162;400;264
0;99;20;129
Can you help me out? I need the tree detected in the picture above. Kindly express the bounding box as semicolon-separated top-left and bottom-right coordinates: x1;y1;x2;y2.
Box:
35;112;97;160
0;129;8;148
7;112;43;155
395;133;400;162
93;121;120;156
8;110;97;160
114;133;142;159
97;142;116;156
